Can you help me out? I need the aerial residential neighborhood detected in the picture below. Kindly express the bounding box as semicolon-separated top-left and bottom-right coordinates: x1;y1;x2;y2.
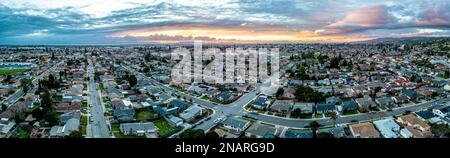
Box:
1;0;450;141
1;37;450;139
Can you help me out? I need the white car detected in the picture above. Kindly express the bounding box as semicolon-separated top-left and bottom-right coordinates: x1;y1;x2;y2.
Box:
213;118;223;124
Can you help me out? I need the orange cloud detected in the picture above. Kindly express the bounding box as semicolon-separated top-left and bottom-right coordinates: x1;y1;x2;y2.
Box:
111;26;372;43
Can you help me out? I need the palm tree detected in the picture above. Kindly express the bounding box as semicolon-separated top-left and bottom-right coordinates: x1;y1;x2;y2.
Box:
309;121;321;138
330;111;338;127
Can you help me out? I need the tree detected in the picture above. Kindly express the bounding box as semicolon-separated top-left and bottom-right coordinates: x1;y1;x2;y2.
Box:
179;129;206;138
294;85;326;103
317;132;335;138
445;70;450;79
409;75;417;83
48;74;55;85
4;75;12;83
142;67;150;73
290;108;301;118
329;111;338;127
205;131;220;138
59;71;64;82
41;89;52;111
1;104;6;111
329;57;340;69
44;111;59;126
128;75;138;88
275;87;284;98
308;121;321;138
68;131;83;138
14;115;24;123
20;78;32;94
296;65;307;80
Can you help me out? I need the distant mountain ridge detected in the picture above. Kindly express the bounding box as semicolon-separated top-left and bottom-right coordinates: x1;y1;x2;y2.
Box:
354;37;450;44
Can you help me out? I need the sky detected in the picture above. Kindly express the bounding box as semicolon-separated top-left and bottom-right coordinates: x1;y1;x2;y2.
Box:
0;0;449;44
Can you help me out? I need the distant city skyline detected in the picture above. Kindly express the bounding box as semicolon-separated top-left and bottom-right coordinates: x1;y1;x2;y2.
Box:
1;0;450;44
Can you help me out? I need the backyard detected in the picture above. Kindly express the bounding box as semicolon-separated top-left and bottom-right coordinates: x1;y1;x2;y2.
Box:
135;109;158;121
154;119;181;137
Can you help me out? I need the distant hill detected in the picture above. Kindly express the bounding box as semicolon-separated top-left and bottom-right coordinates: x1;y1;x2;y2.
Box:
354;37;450;44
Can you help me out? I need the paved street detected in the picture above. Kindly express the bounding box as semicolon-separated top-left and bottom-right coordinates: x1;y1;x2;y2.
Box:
250;97;450;128
87;58;111;138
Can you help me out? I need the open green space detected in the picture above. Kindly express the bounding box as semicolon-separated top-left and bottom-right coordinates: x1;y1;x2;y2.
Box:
0;69;29;76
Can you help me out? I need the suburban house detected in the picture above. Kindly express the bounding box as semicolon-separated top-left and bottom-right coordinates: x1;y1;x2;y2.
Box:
393;95;409;104
349;122;381;138
373;119;401;138
221;117;251;134
355;96;377;112
165;115;183;126
282;129;313;138
113;108;136;122
53;102;81;113
416;110;438;121
179;105;204;122
403;90;425;100
434;106;450;117
120;122;158;136
269;100;293;116
245;123;276;138
110;98;126;109
169;99;190;112
0;121;15;138
397;114;433;138
341;101;358;112
62;93;83;103
375;97;395;107
316;103;336;114
292;103;314;114
49;118;80;138
250;96;271;110
326;96;343;105
59;110;81;125
153;105;178;116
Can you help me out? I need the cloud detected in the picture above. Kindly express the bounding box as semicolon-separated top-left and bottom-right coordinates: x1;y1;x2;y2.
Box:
0;0;449;44
415;3;450;27
317;5;398;35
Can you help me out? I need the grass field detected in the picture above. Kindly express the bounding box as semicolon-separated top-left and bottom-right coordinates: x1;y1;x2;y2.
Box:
111;124;120;132
0;69;29;76
154;119;180;137
135;109;156;121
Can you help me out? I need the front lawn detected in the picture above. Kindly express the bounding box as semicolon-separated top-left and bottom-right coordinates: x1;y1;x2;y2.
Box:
104;103;112;110
111;123;120;132
80;115;87;136
343;110;359;115
113;132;145;138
